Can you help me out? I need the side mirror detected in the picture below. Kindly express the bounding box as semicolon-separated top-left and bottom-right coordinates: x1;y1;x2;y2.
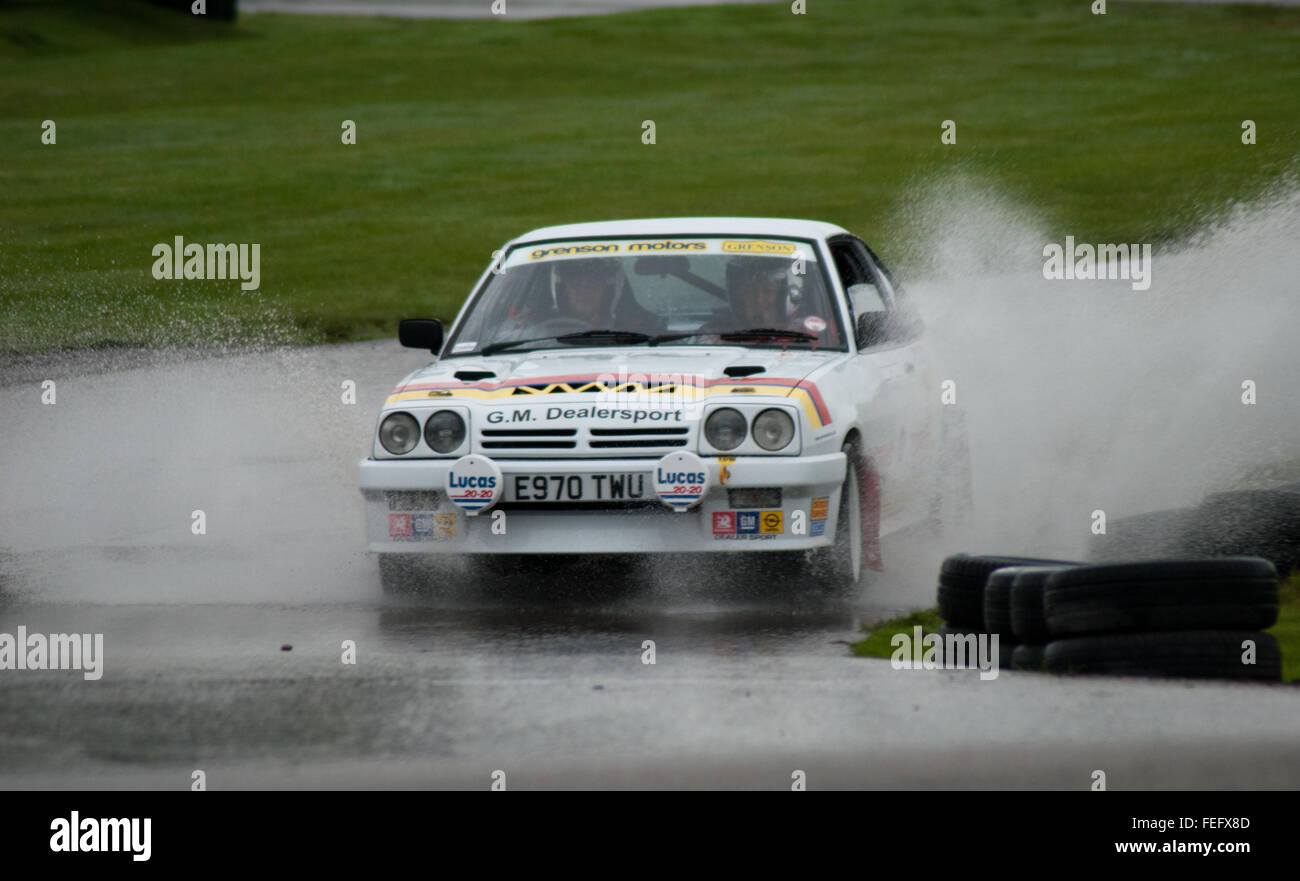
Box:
399;318;444;353
855;312;893;349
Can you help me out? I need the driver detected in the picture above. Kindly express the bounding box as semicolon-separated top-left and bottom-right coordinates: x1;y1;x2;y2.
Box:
551;258;665;333
718;256;836;343
726;257;793;328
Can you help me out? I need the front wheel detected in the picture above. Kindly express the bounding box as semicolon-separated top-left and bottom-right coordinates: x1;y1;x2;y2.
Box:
807;441;866;596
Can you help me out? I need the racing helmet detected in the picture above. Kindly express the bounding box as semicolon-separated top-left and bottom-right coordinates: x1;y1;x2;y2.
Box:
725;256;795;322
551;257;626;314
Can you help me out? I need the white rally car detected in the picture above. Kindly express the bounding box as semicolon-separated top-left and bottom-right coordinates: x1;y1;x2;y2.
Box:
359;218;967;594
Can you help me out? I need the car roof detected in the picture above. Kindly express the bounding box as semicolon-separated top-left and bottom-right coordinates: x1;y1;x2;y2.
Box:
509;217;850;245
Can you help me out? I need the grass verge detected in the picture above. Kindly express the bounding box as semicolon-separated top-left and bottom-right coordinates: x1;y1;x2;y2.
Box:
2;0;1298;351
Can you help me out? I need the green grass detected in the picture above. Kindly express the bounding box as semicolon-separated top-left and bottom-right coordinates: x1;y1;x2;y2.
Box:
1275;573;1299;683
851;608;944;660
852;572;1300;683
2;0;1299;350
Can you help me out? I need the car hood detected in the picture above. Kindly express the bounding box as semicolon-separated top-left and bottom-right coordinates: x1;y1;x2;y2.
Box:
387;347;844;403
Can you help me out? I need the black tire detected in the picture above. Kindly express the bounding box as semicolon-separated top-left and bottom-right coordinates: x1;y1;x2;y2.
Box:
937;626;1015;669
982;567;1031;642
1187;490;1300;576
808;440;864;597
1009;565;1079;643
1011;643;1045;671
1043;557;1279;636
1043;631;1281;681
1088;508;1198;562
937;553;1078;630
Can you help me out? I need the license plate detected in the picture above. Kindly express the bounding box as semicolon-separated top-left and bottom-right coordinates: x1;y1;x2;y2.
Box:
505;473;650;503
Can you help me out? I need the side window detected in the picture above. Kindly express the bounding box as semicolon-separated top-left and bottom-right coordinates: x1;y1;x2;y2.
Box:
830;241;869;291
860;241;922;341
832;238;894;350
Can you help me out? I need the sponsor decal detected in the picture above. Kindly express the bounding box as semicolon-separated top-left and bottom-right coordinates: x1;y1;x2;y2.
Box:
625;240;706;252
445;454;504;515
713;509;784;540
388;513;412;538
811;520;826;536
653;451;708;511
722;240;798;255
716;456;734;485
529;243;621;260
435;512;458;537
411;513;435;538
811;497;828;519
409;512;456;539
802;315;827;333
484;406;684;424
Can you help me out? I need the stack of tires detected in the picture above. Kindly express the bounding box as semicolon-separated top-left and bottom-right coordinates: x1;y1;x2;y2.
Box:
994;565;1080;671
936;554;1077;668
1040;557;1283;681
935;554;1284;681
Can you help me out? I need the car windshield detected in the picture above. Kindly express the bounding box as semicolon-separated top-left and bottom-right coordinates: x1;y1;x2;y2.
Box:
443;236;846;356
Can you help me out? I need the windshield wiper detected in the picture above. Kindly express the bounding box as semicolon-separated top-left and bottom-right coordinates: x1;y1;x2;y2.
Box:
479;329;652;356
479;335;563;356
647;332;707;346
556;329;652;345
719;327;818;343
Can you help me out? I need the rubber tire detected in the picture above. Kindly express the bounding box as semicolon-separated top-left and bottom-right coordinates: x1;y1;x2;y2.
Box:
808;440;864;597
1088;508;1198;562
936;626;1015;669
937;553;1078;630
1043;557;1279;637
1011;643;1045;671
1188;490;1300;576
1043;631;1281;681
1008;565;1079;643
982;567;1032;642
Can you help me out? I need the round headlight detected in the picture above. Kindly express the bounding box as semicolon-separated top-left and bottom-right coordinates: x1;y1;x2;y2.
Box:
424;410;466;454
379;412;420;455
704;407;747;451
752;408;795;451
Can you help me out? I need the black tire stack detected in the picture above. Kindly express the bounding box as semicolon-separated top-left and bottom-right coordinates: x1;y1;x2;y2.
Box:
1041;557;1282;681
1006;566;1079;670
936;554;1076;668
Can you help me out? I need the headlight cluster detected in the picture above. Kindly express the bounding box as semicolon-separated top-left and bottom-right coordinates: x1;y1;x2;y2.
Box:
378;410;466;455
704;407;795;452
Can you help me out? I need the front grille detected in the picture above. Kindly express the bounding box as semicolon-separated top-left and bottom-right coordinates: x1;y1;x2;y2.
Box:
474;424;695;457
589;439;688;449
480;427;578;450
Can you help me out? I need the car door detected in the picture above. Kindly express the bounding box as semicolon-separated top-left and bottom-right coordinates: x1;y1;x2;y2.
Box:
855;239;935;518
827;235;919;524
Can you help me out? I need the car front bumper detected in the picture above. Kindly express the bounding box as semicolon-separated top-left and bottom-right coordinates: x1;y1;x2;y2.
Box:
358;452;846;554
